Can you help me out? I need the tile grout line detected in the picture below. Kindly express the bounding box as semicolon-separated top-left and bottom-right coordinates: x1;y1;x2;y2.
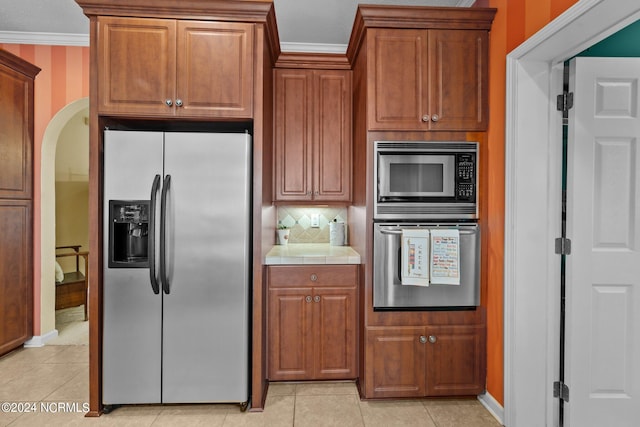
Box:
423;402;440;427
292;383;297;426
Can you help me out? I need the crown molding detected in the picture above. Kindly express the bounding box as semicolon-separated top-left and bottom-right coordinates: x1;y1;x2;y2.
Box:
0;31;89;46
0;31;343;57
275;51;350;69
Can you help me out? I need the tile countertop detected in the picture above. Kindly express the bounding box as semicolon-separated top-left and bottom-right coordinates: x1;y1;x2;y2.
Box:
265;243;361;265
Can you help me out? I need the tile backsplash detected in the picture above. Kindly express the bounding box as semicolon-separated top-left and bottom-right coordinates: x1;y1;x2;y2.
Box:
277;206;347;244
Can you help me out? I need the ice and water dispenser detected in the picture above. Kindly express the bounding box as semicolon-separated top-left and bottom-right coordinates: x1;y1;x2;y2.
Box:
108;201;150;268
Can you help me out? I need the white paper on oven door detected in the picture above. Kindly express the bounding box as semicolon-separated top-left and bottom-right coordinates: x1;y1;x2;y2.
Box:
401;229;430;286
430;228;461;285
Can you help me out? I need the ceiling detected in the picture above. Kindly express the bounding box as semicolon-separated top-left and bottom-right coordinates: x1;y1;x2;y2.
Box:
0;0;473;52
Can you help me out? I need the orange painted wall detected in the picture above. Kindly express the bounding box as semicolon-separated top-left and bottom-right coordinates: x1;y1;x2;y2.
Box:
0;44;89;335
483;0;578;406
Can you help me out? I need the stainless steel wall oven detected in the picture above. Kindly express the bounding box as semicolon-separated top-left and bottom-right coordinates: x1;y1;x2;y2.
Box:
372;141;481;310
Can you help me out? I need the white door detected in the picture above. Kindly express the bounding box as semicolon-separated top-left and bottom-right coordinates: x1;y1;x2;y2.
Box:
565;57;640;427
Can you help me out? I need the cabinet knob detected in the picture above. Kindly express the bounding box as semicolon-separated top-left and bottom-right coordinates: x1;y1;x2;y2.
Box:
314;295;321;303
175;99;183;107
421;115;430;122
307;191;312;196
431;114;439;122
428;335;437;344
310;274;318;282
165;99;173;107
419;335;427;344
305;295;312;303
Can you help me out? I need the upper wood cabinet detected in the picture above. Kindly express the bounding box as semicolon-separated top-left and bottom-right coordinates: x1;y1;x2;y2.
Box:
97;17;254;118
368;28;489;131
0;51;39;200
348;5;496;132
274;68;352;202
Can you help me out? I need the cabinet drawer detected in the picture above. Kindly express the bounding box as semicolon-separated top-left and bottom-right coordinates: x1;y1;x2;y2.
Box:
268;265;357;288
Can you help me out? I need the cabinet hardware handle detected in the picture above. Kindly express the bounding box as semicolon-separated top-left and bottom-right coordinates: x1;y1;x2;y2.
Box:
305;295;312;303
175;99;183;107
310;274;318;282
431;114;439;122
314;295;320;303
307;191;312;196
428;335;437;344
165;99;173;107
421;114;430;122
419;335;427;344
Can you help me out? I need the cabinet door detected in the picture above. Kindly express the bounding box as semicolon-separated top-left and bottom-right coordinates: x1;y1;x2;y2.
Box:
313;287;357;379
98;17;177;116
268;288;313;380
0;64;32;200
368;29;429;131
429;29;489;131
424;324;486;396
273;69;313;201
274;69;352;202
364;327;425;398
0;201;32;355
176;21;253;118
313;70;352;202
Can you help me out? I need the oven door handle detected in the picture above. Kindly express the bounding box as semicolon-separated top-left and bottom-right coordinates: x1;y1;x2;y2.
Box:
380;229;403;235
379;228;476;235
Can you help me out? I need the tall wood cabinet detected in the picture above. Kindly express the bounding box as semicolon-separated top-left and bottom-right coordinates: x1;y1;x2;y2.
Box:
347;5;496;400
97;17;254;118
273;68;351;202
0;49;40;356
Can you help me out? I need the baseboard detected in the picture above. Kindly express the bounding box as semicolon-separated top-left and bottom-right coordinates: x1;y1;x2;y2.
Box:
478;392;504;426
24;329;59;347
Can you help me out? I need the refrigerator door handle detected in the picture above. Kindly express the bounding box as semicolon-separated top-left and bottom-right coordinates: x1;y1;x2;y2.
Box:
149;174;161;294
160;174;171;294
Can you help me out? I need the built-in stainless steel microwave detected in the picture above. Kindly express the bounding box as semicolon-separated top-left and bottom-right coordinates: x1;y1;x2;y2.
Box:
374;141;478;220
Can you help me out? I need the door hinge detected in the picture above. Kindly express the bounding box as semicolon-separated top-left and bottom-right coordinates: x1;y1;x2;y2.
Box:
554;381;570;402
555;237;572;255
556;92;574;113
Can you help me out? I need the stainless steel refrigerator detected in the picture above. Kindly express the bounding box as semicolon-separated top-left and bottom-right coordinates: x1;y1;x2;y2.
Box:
102;130;251;406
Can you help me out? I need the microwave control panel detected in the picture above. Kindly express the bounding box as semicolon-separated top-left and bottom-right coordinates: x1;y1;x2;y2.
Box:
456;154;476;201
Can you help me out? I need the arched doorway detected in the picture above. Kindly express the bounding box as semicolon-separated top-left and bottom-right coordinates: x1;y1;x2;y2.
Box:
39;97;89;340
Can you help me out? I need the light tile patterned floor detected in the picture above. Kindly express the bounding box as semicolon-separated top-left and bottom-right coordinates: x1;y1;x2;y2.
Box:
0;311;502;426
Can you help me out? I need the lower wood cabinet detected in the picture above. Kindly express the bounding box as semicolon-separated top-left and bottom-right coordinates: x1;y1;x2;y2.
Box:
267;265;358;381
364;320;486;398
0;201;33;355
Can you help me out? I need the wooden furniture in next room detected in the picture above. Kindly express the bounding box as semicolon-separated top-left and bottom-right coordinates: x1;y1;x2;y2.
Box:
55;245;89;321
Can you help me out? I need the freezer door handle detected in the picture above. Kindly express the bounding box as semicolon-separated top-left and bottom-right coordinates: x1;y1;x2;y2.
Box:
148;174;161;294
160;174;171;294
